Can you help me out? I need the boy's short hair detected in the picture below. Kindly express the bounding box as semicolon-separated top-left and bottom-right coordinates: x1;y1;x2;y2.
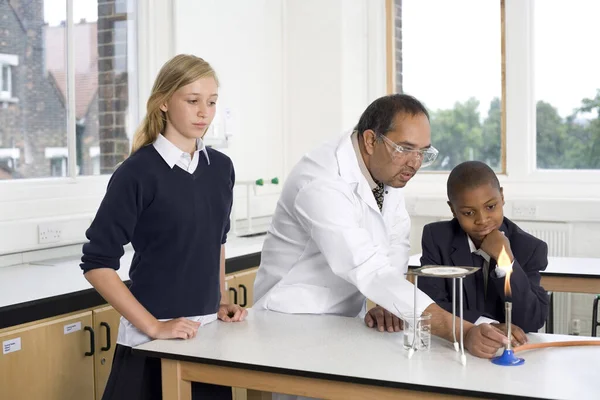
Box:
447;161;500;203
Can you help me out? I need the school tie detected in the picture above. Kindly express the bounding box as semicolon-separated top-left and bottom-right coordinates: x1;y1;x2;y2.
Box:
472;252;490;298
372;181;385;211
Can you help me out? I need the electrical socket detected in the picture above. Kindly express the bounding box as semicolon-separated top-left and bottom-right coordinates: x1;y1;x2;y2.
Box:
512;203;537;219
38;223;62;244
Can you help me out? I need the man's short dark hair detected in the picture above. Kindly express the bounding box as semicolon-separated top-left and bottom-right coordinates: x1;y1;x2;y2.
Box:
447;161;501;203
354;94;429;137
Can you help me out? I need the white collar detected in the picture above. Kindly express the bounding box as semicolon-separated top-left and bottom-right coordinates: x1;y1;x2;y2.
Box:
467;235;491;263
350;131;378;190
153;133;210;168
335;132;403;215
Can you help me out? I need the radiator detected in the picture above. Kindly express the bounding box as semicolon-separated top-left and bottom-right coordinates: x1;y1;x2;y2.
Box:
517;221;572;334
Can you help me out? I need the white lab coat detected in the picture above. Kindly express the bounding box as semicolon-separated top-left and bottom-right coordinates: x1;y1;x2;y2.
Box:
254;132;433;320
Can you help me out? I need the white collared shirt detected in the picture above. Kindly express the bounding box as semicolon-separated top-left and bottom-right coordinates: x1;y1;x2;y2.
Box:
350;131;378;191
467;235;508;281
117;133;216;347
153;133;210;174
467;236;509;325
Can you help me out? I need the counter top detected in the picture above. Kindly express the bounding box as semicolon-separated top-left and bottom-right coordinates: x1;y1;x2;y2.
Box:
136;310;600;400
0;235;265;329
409;253;600;279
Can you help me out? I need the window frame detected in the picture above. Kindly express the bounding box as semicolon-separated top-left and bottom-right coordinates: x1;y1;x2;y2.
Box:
385;0;507;175
385;0;600;200
0;0;173;225
0;53;18;101
0;64;12;98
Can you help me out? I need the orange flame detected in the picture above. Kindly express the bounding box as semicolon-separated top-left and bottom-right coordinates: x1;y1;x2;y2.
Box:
497;245;512;298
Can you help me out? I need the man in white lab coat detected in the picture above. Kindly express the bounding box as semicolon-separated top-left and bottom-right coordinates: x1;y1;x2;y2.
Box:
253;95;510;387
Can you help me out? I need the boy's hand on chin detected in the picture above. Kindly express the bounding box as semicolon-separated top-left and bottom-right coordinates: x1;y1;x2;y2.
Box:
481;230;513;262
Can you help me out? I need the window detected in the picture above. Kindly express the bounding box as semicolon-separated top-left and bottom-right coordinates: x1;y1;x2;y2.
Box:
0;64;12;99
45;147;68;177
534;0;600;170
0;147;20;179
0;0;137;180
392;0;600;201
0;53;18;102
50;157;68;177
390;0;504;172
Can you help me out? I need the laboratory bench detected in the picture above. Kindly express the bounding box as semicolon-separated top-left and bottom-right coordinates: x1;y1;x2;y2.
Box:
137;310;600;400
0;234;265;400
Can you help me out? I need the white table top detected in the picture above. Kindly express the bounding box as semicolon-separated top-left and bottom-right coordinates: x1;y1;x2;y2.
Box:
0;235;265;309
135;310;600;400
410;253;600;278
544;256;599;277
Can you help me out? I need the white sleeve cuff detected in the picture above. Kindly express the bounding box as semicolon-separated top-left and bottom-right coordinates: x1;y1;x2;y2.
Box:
493;260;514;278
475;316;499;325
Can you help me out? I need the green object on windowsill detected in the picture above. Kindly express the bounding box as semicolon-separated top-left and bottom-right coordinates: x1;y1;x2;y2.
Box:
255;177;279;186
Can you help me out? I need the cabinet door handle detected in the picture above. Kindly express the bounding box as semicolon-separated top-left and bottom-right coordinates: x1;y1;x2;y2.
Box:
100;322;111;352
238;284;247;307
84;326;95;356
229;287;238;304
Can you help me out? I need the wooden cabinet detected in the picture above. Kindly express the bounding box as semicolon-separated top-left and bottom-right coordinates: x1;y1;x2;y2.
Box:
0;306;122;400
225;267;262;400
226;273;238;305
233;387;269;400
1;268;260;400
92;306;121;400
226;267;258;308
0;311;96;400
233;268;256;308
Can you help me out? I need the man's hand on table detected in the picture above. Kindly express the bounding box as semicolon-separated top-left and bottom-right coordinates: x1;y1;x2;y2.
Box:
364;305;402;332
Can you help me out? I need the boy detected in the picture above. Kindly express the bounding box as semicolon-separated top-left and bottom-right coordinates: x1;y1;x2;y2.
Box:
419;161;549;333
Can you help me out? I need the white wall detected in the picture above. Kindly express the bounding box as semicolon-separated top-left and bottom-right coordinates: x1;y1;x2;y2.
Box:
174;0;285;219
284;0;343;167
174;0;284;184
173;0;383;219
285;0;385;168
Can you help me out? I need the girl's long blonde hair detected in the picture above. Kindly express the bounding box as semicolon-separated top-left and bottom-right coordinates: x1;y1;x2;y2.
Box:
131;54;219;154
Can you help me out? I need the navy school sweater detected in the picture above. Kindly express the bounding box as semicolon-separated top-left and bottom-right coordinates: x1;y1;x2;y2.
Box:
80;144;234;319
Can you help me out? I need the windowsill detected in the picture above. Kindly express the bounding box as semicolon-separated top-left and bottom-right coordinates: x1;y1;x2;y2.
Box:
0;97;19;104
403;181;600;223
404;169;600;196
